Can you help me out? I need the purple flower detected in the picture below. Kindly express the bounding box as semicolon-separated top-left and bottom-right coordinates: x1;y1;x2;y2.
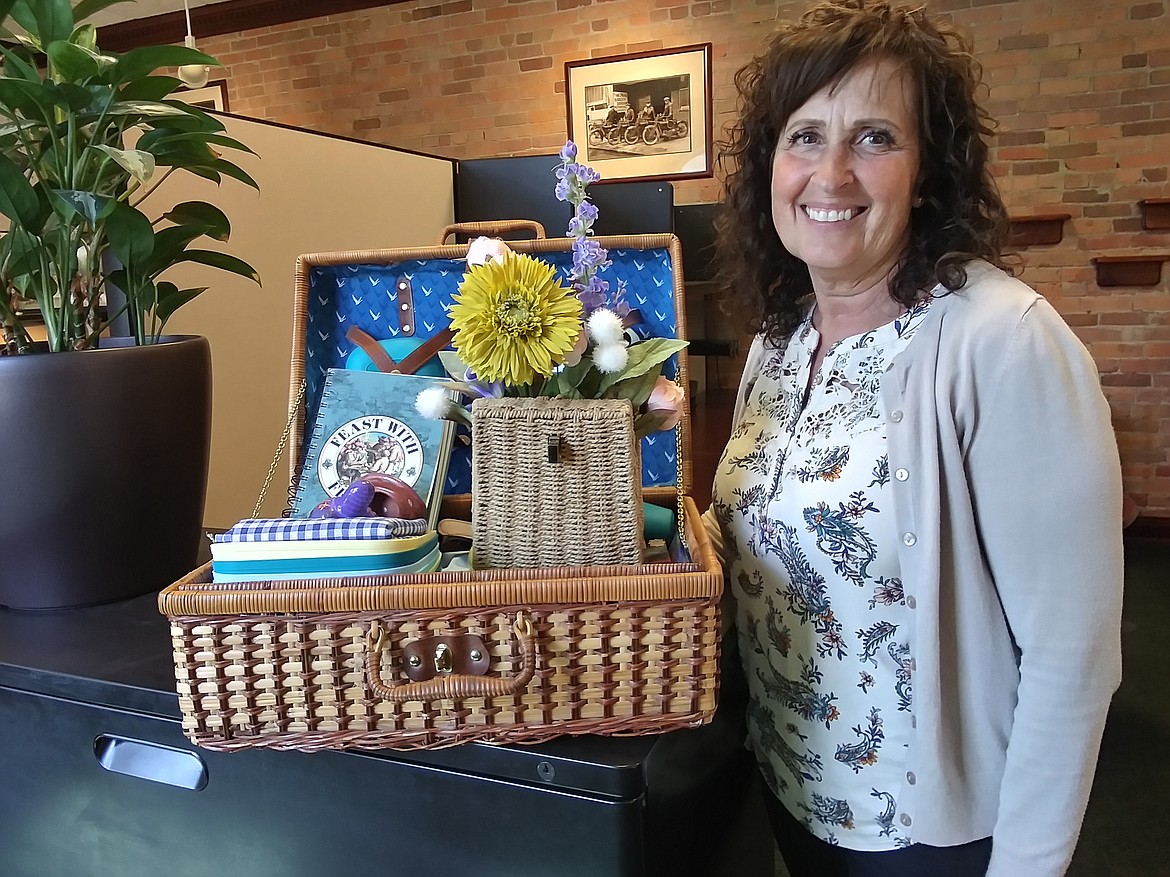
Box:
576;287;608;314
572;238;609;274
463;368;506;398
568;207;597;237
560;141;578;161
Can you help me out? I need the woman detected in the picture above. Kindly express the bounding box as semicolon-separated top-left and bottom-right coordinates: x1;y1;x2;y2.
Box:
706;2;1124;876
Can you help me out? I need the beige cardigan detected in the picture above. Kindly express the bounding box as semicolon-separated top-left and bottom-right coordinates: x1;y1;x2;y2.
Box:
706;261;1123;876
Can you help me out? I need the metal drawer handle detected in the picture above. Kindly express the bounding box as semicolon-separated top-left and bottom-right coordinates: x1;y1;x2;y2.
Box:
94;734;208;791
364;616;536;702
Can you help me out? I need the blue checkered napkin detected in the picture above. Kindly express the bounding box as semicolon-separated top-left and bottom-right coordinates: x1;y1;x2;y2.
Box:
213;517;428;543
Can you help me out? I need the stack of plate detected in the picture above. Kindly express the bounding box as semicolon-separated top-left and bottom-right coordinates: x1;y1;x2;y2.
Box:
210;518;440;583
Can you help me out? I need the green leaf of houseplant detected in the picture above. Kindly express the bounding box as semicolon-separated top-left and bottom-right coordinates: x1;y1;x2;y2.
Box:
0;78;58;123
0;1;19;29
207;157;259;191
51;189;115;224
105;200;156;264
91;144;155;183
153;281;208;324
117;75;183;102
0;153;41;226
9;0;74;49
111;45;220;85
0;40;41;81
177;249;261;285
100;98;194;119
46;38;101;82
161;201;231;240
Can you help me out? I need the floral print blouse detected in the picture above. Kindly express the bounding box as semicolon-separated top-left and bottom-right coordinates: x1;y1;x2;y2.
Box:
712;298;933;849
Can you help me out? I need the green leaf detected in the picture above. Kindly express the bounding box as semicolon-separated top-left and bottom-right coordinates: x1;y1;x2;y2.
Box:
138;224;201;275
555;356;594;391
54;81;94;111
0;78;58;123
10;0;73;48
137;129;256;156
596;338;689;394
91;144;155;182
207;157;259;191
111;45;221;85
51;188;115;224
438;349;469;381
144;136;217;167
101;99;193;119
0;41;41;81
118;75;183;102
0;1;19;29
178;249;261;285
0;225;40;280
161;200;230;240
153;282;208;324
607;367;661;408
105;200;156;264
67;22;99;52
46;38;100;82
0;153;41;226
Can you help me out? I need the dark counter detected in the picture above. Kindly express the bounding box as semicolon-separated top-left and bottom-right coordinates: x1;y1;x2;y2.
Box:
0;589;771;877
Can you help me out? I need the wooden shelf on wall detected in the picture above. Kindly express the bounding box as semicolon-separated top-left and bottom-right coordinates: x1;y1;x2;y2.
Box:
1091;254;1170;287
1006;213;1071;247
1139;199;1170;231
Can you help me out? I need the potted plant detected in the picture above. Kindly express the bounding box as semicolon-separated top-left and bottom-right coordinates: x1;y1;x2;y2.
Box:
0;0;260;609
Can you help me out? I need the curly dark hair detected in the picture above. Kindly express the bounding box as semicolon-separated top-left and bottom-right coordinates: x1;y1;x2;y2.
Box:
716;0;1011;343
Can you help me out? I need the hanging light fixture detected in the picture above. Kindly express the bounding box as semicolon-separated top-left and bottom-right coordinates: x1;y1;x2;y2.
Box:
177;0;210;89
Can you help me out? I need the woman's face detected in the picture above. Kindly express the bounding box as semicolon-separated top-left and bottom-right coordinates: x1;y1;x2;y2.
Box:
770;56;921;291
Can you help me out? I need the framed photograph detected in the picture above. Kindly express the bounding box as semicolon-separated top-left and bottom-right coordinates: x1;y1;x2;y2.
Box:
175;80;229;112
565;44;712;183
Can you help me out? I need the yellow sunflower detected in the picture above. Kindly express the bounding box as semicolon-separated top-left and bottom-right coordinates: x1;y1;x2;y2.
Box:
450;252;583;386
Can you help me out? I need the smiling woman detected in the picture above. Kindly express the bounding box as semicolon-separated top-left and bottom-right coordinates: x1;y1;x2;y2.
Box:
704;2;1124;877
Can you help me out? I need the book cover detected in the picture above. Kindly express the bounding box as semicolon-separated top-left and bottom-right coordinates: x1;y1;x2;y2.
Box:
291;369;455;529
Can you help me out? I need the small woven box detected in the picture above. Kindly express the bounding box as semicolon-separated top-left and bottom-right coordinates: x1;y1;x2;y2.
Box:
471;397;645;568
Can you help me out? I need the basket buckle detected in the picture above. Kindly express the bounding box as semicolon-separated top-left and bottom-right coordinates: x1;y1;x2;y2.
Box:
401;634;491;682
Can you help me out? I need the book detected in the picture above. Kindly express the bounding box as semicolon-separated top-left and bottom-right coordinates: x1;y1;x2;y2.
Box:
291;368;455;530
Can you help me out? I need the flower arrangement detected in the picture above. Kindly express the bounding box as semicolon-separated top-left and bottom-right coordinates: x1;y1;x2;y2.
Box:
417;141;687;438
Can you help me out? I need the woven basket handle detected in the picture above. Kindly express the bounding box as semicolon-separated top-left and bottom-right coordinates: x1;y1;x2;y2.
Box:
364;617;536;702
436;220;546;245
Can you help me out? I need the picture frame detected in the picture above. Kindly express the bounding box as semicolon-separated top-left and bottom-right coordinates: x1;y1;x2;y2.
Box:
565;44;713;184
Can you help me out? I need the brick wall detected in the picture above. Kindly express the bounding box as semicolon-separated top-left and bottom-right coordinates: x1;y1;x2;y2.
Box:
198;0;1170;516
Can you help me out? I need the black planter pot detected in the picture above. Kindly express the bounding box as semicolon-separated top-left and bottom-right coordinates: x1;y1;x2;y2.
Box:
0;335;211;610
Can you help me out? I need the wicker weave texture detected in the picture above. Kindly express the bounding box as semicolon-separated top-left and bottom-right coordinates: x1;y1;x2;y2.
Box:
169;599;719;752
471;397;645;569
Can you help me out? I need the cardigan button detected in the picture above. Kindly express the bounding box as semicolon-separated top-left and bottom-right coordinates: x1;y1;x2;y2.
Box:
906;596;917;609
900;813;913;827
906;771;916;785
902;532;917;546
895;467;909;481
890;409;904;422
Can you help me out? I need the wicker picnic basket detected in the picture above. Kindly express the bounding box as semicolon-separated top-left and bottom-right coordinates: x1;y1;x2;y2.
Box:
157;222;722;752
159;497;719;752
